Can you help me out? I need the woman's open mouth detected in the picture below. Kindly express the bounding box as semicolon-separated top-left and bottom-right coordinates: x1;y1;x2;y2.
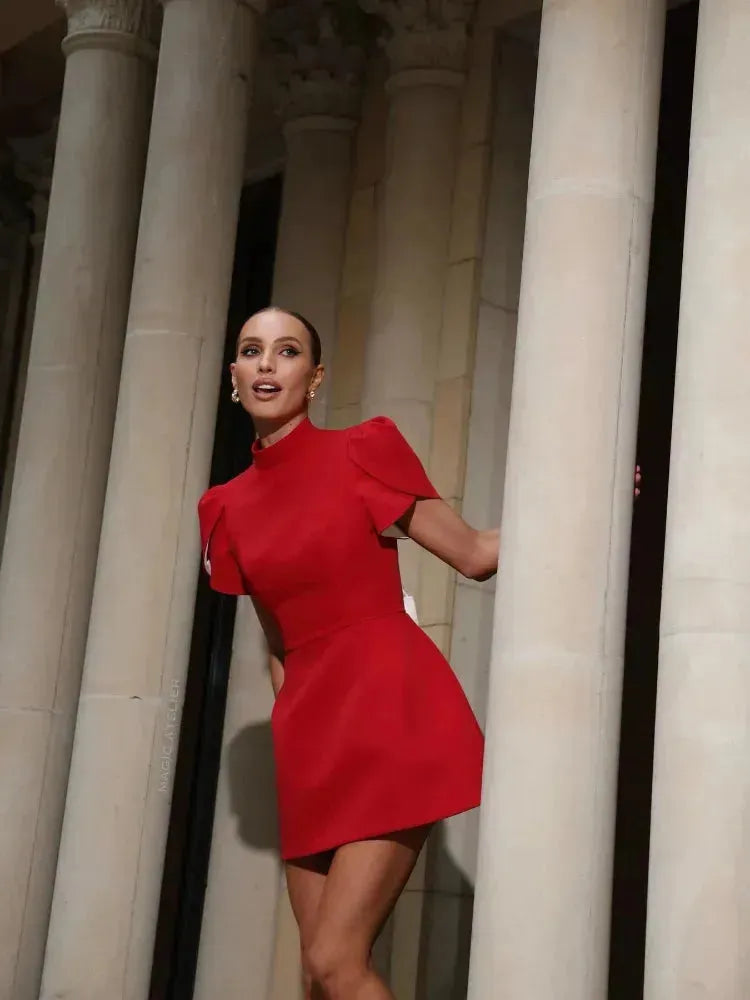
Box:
251;379;282;399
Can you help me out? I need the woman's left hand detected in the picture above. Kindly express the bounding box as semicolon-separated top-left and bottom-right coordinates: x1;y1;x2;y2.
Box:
634;464;642;498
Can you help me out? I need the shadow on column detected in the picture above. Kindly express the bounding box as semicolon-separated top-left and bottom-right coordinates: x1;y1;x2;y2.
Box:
608;5;697;998
417;823;475;1000
226;720;279;850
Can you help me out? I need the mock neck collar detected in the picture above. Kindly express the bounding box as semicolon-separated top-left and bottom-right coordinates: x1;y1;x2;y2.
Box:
251;416;316;470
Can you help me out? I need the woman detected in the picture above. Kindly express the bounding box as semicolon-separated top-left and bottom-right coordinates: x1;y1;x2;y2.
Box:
198;306;494;999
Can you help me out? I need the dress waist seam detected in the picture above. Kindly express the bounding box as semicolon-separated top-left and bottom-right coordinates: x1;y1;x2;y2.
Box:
284;607;408;654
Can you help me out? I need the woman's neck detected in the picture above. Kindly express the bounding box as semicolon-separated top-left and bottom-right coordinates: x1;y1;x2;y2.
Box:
254;411;308;451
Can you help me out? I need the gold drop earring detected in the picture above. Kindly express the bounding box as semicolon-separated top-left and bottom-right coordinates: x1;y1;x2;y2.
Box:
231;386;240;403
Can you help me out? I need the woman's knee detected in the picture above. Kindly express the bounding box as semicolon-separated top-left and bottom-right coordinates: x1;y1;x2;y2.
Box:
303;935;368;997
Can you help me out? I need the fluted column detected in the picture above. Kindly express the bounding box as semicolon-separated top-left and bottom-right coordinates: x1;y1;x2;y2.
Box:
39;2;262;998
0;5;155;996
644;4;750;997
468;2;665;998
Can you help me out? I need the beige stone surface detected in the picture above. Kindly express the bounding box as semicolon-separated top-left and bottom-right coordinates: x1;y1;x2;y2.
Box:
438;258;479;382
459;29;496;148
326;55;388;427
468;2;666;997
273;121;355;423
423;623;452;657
353;54;388;191
194;605;279;999
479;38;537;312
329;290;369;409
339;184;378;299
429;374;472;500
327;402;362;430
418;890;475;996
644;3;750;997
449;142;491;263
43;695;165;999
39;2;259;997
423;33;535;975
0;16;154;998
361;73;463;429
420;558;457;629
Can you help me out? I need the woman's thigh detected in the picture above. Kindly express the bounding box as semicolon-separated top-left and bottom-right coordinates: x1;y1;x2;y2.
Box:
313;825;431;960
286;850;333;949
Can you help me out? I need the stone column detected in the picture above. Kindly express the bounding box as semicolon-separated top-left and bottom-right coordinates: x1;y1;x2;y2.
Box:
0;6;155;996
359;0;470;466
268;0;367;423
644;4;750;997
468;2;666;998
192;610;279;1000
38;2;261;998
359;0;471;595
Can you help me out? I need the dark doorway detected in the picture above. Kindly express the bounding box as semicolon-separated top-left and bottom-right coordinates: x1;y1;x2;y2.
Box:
608;4;698;998
149;174;282;1000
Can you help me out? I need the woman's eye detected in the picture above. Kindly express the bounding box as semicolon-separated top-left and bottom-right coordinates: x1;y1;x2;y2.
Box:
241;346;260;356
281;347;300;357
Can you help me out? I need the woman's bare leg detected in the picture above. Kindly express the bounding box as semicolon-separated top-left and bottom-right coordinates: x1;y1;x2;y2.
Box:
286;851;332;999
303;825;431;1000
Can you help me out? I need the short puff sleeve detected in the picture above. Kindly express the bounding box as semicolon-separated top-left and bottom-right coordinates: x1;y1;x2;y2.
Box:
197;485;247;595
347;416;441;536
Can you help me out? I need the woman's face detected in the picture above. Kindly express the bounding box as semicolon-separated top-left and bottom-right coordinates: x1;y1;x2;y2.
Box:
230;310;323;425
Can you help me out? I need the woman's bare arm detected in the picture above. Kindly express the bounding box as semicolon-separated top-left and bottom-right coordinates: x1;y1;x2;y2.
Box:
401;466;642;581
251;596;285;697
398;499;499;581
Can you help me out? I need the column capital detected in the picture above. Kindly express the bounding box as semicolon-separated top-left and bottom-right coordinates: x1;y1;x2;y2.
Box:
267;0;373;126
58;0;161;58
360;0;475;79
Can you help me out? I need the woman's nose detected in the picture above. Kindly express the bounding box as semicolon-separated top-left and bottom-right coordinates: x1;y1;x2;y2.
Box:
258;351;274;372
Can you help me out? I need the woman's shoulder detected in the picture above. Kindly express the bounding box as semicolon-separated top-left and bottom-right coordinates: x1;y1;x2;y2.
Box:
198;466;255;516
346;416;434;487
345;415;405;450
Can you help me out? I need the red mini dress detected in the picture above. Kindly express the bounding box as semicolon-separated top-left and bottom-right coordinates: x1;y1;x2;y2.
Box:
198;416;483;860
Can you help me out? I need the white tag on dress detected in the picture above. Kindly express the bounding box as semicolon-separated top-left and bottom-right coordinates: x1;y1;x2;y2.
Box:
402;589;419;625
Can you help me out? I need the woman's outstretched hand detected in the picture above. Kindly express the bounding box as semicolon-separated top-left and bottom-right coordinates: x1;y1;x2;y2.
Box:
635;464;642;498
